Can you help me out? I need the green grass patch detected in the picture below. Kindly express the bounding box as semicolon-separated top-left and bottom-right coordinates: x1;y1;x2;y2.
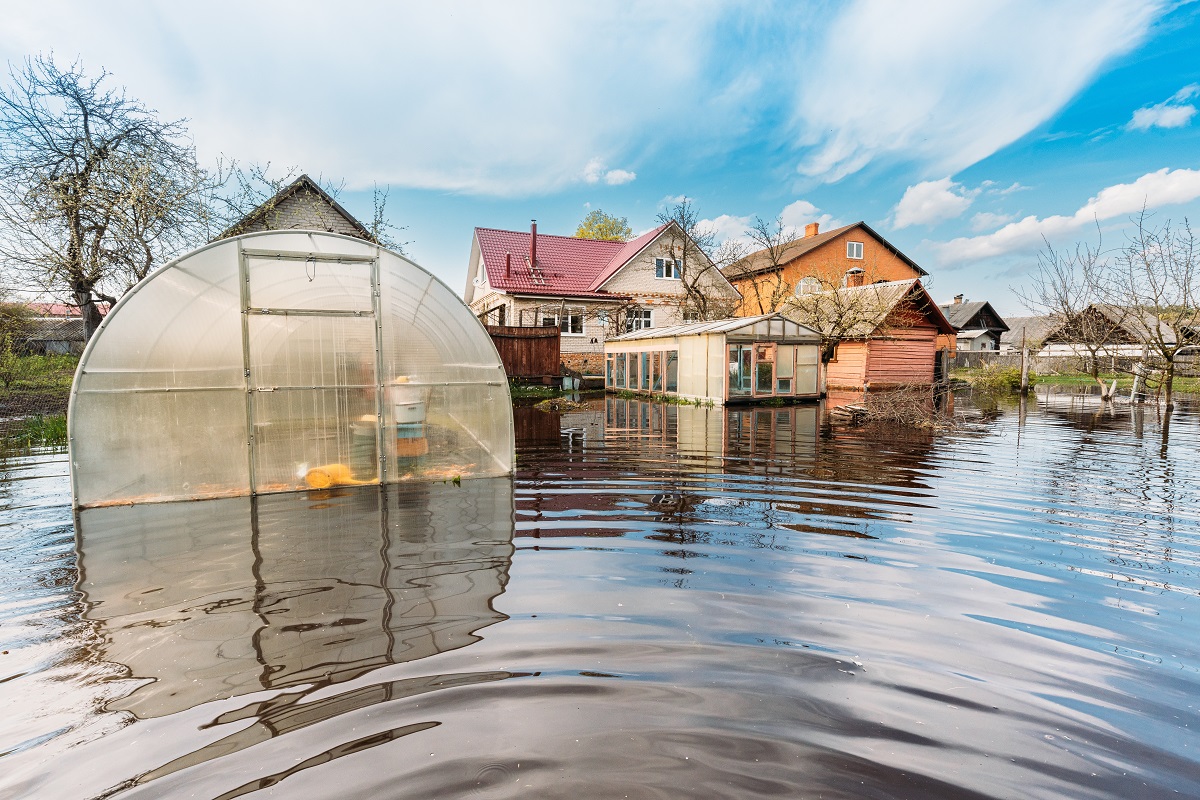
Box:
0;353;78;416
2;414;68;450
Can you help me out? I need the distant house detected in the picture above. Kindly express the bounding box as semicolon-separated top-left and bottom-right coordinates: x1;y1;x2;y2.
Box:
20;302;109;355
725;221;928;316
604;313;822;405
465;221;741;375
215;174;376;242
782;278;955;400
999;316;1057;353
937;296;1009;353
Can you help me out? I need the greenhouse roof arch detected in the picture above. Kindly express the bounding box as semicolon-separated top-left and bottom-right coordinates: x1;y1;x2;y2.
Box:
69;230;514;508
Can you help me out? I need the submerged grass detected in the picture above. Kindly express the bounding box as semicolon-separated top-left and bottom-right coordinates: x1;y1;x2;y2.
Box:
2;413;68;451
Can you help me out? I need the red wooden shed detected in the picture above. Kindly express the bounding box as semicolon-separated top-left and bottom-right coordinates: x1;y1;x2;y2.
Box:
785;279;955;399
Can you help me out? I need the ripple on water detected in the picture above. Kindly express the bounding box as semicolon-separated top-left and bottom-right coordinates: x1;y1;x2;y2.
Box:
2;397;1200;799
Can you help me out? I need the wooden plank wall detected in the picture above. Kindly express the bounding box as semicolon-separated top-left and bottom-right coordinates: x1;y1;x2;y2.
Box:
485;325;560;379
866;328;937;386
825;341;869;389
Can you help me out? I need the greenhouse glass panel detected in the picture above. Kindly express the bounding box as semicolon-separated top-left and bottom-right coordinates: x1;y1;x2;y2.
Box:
70;232;513;508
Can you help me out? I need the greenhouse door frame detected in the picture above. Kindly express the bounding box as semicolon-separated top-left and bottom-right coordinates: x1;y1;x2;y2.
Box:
237;243;387;495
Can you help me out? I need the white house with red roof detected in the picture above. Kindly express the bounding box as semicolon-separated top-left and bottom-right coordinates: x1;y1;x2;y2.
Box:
465;221;740;374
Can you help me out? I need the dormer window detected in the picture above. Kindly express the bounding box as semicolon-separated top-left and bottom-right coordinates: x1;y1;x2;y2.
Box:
846;241;864;260
655;257;681;279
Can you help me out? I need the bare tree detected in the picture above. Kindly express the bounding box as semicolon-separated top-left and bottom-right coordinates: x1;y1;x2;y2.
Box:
782;279;909;364
724;215;800;314
655;198;741;321
1107;214;1200;410
0;55;215;337
1015;232;1130;399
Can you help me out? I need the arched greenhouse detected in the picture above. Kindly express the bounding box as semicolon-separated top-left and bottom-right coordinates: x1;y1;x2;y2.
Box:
69;231;513;508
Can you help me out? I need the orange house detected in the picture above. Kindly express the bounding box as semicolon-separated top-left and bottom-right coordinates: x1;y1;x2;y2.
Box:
726;221;928;316
783;279;955;402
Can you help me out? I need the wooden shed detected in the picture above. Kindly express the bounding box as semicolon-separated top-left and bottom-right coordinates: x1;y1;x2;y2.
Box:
604;313;822;405
784;279;954;399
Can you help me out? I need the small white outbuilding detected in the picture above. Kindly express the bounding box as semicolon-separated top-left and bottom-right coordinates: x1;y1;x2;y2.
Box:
604;313;822;405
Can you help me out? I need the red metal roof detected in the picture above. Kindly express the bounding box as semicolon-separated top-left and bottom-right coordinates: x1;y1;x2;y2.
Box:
26;302;110;317
475;224;669;300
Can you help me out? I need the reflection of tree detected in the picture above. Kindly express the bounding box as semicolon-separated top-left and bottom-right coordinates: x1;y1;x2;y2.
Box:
76;479;514;719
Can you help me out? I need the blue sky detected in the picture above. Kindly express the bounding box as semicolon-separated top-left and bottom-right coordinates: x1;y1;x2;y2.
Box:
4;0;1200;315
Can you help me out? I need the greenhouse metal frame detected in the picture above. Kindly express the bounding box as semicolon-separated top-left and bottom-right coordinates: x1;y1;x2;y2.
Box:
69;231;514;508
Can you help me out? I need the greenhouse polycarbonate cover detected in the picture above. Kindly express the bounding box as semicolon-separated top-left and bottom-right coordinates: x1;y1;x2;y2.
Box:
69;231;514;508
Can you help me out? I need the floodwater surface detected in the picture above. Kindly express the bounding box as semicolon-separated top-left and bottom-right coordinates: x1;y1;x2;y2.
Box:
2;392;1199;799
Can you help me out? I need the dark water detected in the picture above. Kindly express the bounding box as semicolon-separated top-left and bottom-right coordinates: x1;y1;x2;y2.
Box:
2;392;1200;799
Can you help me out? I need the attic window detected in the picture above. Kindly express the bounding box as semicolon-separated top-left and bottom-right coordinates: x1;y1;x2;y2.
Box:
655;257;681;279
846;241;864;260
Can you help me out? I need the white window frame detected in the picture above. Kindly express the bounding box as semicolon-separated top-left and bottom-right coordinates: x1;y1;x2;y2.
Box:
846;241;864;260
559;307;584;336
625;308;653;332
654;257;682;280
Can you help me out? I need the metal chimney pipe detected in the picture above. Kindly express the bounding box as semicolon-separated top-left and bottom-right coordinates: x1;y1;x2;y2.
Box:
505;251;511;276
530;220;537;267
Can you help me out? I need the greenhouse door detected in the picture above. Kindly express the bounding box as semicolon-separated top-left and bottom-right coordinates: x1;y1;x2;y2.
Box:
240;248;385;494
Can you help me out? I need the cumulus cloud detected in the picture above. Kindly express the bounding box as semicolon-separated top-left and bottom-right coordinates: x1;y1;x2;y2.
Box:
0;2;715;196
779;200;840;233
793;0;1162;182
1127;84;1200;131
970;211;1016;231
583;158;637;186
937;167;1200;261
893;178;979;228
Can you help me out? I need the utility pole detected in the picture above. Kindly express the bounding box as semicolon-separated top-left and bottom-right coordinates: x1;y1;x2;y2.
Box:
1019;327;1030;395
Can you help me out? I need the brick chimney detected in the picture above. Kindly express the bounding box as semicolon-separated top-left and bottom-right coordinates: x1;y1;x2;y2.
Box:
953;293;963;305
805;222;820;238
844;267;865;288
530;220;537;267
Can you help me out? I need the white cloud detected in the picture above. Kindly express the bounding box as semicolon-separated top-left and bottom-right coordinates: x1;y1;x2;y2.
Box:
0;2;715;196
970;211;1016;231
603;169;637;186
779;200;839;233
793;0;1162;182
937;167;1200;261
583;159;637;186
1127;84;1200;131
893;178;978;228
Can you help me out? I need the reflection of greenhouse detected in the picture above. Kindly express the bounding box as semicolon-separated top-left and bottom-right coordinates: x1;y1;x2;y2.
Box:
76;479;514;719
69;231;513;508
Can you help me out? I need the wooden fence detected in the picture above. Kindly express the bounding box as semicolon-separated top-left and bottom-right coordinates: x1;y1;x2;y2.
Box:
485;325;560;381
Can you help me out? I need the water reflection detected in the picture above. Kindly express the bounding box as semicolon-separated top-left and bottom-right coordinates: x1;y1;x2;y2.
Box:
76;479;514;719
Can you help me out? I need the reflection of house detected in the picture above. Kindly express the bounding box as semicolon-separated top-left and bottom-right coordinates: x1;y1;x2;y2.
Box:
725;221;928;316
464;221;741;375
76;480;514;719
604;313;822;405
784;279;955;399
937;296;1009;353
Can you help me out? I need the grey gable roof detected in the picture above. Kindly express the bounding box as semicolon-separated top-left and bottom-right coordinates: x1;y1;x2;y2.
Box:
215;174;375;242
938;300;1009;332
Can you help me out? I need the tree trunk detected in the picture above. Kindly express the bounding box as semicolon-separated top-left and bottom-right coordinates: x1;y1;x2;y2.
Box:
1163;359;1175;410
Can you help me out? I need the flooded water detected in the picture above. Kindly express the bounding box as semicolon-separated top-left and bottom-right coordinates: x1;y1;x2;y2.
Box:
2;392;1200;799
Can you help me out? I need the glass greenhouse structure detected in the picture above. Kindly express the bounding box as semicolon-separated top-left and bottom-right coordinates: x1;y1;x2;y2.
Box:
604;314;822;405
69;231;514;508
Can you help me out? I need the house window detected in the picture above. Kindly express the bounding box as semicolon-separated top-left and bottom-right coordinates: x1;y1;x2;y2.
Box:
846;241;864;260
654;257;682;279
560;308;583;335
626;309;652;332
